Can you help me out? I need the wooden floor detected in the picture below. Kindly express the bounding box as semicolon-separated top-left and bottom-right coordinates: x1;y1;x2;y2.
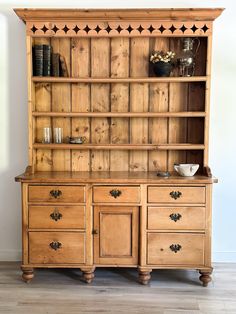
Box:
0;263;235;314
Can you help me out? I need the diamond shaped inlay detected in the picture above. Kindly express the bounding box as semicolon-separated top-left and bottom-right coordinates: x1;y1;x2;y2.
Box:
202;24;209;33
169;25;177;33
95;25;101;33
105;25;112;33
148;25;155;33
63;25;69;34
180;25;187;33
159;25;166;33
84;25;91;33
41;25;48;33
31;25;38;33
52;25;59;33
191;24;198;33
127;25;133;33
137;25;144;33
73;25;80;34
116;25;123;33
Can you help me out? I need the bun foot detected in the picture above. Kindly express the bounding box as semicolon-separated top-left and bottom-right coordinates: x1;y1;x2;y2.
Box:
21;267;34;283
81;267;95;284
138;269;152;285
199;270;212;287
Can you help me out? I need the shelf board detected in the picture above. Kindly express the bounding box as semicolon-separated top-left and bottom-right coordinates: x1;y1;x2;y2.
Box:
33;143;205;150
32;111;206;118
32;76;207;83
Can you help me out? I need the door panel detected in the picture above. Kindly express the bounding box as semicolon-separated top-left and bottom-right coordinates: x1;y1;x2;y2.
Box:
94;206;139;265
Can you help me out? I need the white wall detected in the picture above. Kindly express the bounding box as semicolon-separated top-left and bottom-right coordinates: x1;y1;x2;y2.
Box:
0;0;235;262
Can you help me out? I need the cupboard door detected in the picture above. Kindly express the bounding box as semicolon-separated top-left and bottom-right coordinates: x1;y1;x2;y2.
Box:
94;206;139;265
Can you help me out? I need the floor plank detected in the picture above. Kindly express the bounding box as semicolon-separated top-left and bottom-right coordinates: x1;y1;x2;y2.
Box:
0;263;235;314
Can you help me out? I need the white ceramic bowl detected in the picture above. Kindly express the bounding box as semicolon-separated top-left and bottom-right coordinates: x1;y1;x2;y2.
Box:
174;163;199;177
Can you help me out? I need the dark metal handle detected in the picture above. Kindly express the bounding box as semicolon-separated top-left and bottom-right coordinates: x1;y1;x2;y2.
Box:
49;241;62;251
50;189;62;199
110;189;122;198
92;229;98;235
170;191;182;200
169;244;182;253
169;213;182;222
50;209;62;221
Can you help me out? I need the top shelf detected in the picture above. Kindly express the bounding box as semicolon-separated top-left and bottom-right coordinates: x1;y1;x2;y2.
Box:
32;76;208;83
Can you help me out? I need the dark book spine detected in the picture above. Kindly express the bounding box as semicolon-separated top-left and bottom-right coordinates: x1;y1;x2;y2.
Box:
34;45;44;76
59;55;69;77
52;53;60;77
43;45;52;76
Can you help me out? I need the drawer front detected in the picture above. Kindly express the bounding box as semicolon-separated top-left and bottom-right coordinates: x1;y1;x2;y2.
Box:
148;207;205;230
29;206;85;229
28;186;85;203
148;186;205;204
147;233;204;266
93;186;140;203
29;232;85;264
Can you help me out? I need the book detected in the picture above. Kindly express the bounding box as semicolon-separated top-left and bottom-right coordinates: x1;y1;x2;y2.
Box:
59;55;69;77
34;45;44;76
52;53;60;77
43;45;52;76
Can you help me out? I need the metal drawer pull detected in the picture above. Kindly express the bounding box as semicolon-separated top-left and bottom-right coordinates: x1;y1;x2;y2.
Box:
169;244;182;253
49;241;62;251
92;229;98;235
170;191;182;200
110;189;122;198
50;209;62;221
50;189;62;199
169;213;182;222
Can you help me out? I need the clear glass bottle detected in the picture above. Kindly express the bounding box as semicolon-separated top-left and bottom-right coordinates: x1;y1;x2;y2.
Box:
178;38;200;77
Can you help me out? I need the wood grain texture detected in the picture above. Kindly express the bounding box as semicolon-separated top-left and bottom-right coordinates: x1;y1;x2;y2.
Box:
91;38;110;171
71;38;91;171
51;38;71;171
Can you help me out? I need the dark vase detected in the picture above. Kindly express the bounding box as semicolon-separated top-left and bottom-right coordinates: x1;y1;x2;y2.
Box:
153;61;172;77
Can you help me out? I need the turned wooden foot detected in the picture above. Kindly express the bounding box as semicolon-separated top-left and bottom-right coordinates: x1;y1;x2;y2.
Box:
199;270;212;287
21;267;34;283
81;268;95;284
138;269;152;285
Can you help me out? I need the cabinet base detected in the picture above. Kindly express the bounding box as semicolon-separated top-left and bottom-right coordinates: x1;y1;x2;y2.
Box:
138;268;152;285
21;267;34;283
81;267;95;284
199;269;213;287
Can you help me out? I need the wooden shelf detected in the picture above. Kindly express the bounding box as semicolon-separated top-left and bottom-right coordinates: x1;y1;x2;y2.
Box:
33;143;205;150
32;112;206;118
32;76;207;83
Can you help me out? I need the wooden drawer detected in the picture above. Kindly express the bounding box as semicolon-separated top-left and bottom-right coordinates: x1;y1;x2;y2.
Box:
29;206;85;229
29;232;85;264
147;233;204;266
148;186;205;204
28;185;85;203
148;207;205;230
93;186;140;203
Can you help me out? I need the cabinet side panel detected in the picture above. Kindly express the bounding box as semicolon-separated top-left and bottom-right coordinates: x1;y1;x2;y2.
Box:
34;37;52;171
91;38;110;171
71;38;91;171
110;37;129;171
149;38;169;171
130;38;149;171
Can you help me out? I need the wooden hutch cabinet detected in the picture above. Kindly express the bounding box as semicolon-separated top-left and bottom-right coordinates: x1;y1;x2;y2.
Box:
15;8;223;286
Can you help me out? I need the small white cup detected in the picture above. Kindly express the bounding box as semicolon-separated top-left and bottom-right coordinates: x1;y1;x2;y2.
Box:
174;163;199;177
54;128;63;144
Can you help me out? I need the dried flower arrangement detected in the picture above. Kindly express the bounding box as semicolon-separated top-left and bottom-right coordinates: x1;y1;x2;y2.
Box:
150;51;175;63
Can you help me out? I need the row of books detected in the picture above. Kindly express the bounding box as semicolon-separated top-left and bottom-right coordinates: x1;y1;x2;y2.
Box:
33;45;69;77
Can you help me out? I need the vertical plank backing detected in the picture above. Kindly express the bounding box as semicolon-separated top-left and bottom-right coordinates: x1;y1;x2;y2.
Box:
149;38;169;171
51;38;71;171
91;38;110;171
71;38;91;171
168;83;188;169
130;38;149;171
34;37;52;171
110;37;129;171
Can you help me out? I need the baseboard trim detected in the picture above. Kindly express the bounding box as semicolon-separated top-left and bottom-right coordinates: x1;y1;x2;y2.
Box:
0;250;21;261
0;250;236;262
